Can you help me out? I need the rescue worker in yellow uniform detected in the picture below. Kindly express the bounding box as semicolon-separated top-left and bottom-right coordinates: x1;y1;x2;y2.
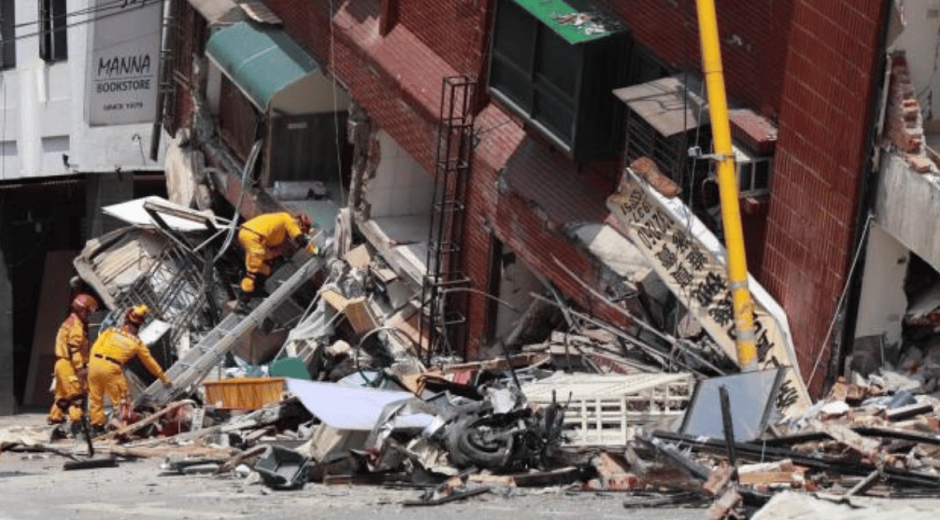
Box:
236;211;317;311
87;304;173;433
48;294;98;428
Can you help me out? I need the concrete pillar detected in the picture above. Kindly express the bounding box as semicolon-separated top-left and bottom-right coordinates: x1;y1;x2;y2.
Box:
0;246;15;414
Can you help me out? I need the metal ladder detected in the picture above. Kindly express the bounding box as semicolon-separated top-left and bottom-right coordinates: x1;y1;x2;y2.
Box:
133;254;326;409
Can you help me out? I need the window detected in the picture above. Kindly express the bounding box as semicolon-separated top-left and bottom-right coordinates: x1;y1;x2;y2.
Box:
40;0;67;62
488;0;629;161
734;145;772;196
0;0;15;69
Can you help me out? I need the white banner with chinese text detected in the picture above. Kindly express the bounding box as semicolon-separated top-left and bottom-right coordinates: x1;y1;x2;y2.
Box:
607;169;810;417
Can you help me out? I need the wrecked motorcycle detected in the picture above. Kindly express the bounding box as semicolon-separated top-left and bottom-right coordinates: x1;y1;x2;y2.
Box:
443;386;566;472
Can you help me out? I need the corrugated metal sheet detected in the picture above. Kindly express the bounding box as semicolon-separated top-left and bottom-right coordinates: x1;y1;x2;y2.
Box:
206;22;318;111
613;76;706;137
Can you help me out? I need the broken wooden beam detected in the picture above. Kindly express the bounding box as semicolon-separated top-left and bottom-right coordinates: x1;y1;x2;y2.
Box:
95;400;195;441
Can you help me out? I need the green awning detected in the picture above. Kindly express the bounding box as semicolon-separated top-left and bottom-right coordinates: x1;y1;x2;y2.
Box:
510;0;626;44
206;21;318;111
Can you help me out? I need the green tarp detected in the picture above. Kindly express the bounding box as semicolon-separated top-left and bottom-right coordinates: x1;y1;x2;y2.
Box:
206;21;318;111
510;0;625;44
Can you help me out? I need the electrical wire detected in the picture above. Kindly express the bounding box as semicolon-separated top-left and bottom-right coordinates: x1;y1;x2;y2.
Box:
807;213;875;389
433;286;523;362
13;0;130;29
212;139;262;263
328;0;346;206
2;0;156;46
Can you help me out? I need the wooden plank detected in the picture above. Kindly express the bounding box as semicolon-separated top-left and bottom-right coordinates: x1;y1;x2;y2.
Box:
343;244;372;269
96;400;195;441
344;297;376;334
319;289;348;312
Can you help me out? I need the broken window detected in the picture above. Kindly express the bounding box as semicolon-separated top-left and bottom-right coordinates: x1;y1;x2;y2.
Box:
39;0;67;63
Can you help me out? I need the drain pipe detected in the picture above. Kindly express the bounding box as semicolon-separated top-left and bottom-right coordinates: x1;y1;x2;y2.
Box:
150;0;176;161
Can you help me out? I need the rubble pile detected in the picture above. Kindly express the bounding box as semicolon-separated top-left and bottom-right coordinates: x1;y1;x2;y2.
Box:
635;374;940;518
3;197;938;517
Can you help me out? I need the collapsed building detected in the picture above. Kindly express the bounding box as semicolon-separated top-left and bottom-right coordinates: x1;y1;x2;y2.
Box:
5;0;940;517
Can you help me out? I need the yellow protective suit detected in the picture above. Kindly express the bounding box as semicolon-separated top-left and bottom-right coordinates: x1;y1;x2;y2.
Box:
47;313;90;424
87;326;171;428
237;212;306;293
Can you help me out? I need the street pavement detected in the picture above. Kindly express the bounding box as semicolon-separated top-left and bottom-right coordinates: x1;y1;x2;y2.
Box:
0;413;706;520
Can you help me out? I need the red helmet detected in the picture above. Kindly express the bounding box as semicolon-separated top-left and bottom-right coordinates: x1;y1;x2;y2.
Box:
296;212;312;233
126;304;150;326
71;294;98;314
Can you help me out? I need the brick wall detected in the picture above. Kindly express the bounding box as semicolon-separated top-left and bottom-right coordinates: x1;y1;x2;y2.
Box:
166;0;203;136
397;0;490;78
462;106;632;351
267;0;449;173
260;0;890;382
603;0;793;117
763;1;888;394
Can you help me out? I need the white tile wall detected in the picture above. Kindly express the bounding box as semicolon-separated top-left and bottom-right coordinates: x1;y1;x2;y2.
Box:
369;131;434;218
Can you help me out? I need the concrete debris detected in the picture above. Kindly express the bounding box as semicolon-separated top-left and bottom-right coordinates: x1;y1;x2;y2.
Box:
9;194;935;514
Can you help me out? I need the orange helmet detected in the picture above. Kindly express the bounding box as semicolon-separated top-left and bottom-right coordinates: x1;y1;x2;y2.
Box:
71;294;98;314
126;304;150;326
296;212;312;233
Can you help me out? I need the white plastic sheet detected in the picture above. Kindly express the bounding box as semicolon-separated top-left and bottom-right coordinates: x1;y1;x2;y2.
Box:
103;196;229;231
286;378;434;431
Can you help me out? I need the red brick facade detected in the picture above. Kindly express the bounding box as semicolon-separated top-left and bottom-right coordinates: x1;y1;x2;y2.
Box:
763;1;888;393
194;0;890;395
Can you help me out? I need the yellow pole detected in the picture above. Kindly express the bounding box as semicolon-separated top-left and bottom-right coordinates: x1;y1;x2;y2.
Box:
696;0;758;371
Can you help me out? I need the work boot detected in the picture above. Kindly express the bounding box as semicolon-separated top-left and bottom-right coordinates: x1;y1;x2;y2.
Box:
49;424;69;441
89;425;108;439
233;299;251;316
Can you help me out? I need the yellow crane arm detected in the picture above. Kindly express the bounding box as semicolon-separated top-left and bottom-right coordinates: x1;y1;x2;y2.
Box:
696;0;758;370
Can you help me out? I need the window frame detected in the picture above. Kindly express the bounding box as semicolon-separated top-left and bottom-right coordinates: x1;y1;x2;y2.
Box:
39;0;67;63
487;0;629;161
489;1;580;149
735;147;772;197
0;0;15;69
